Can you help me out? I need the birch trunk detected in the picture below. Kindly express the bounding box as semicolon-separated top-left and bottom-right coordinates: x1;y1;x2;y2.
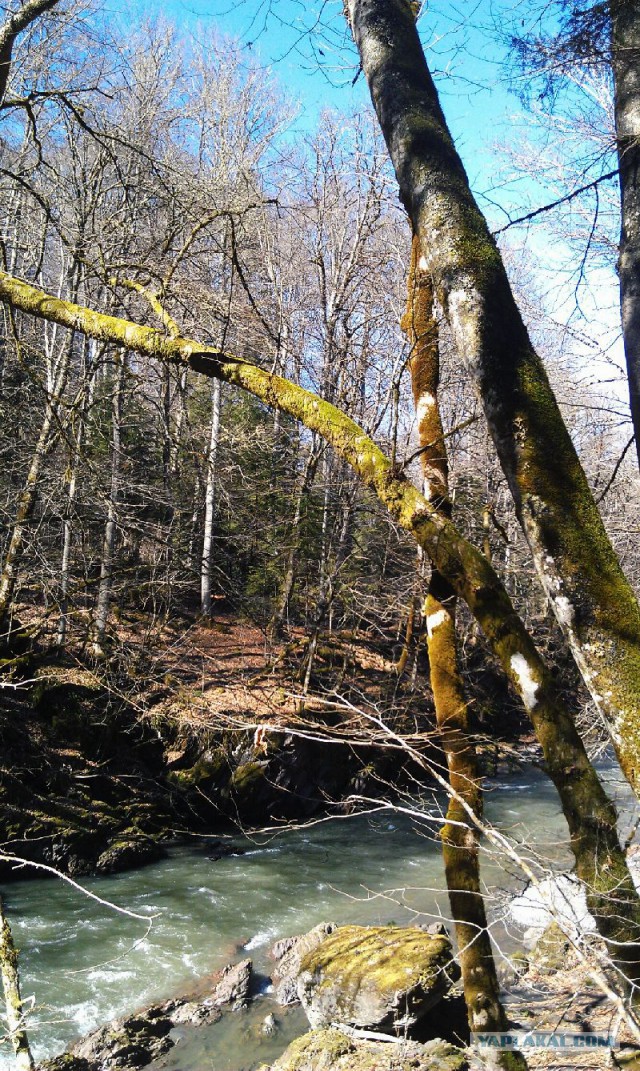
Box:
345;0;640;799
57;412;83;647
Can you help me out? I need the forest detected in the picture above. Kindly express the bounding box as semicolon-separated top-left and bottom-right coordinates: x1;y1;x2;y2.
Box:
0;0;640;1069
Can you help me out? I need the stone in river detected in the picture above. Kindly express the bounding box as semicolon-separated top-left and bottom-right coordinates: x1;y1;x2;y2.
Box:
271;922;337;1006
296;924;457;1033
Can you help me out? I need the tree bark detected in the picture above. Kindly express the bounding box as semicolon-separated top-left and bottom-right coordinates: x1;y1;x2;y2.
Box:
0;895;34;1071
345;0;640;800
0;0;59;107
0;328;74;630
403;236;523;1058
269;439;320;640
92;350;126;655
5;272;640;983
611;0;640;469
200;378;221;616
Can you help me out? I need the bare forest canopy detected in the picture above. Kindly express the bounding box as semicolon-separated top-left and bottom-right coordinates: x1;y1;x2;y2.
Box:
2;0;640;1062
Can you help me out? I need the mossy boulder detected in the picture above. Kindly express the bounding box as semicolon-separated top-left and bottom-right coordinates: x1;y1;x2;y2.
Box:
271;922;338;1005
297;925;457;1033
260;1027;468;1071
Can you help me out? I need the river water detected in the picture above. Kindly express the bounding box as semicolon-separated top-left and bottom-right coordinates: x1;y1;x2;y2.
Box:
2;761;636;1070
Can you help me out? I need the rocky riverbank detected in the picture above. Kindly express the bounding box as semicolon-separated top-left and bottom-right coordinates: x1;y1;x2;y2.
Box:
1;612;530;883
38;921;469;1071
0;617;450;881
37;910;640;1071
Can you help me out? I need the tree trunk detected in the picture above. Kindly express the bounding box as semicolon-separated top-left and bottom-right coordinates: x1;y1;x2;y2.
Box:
345;0;640;800
92;350;126;655
201;378;221;616
611;0;640;469
269;440;320;640
57;408;83;647
0;328;74;631
403;237;523;1059
0;895;34;1071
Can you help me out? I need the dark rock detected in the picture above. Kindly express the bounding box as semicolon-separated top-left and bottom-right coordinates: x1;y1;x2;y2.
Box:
260;1026;468;1071
38;1057;93;1071
70;1007;174;1070
297;924;457;1033
204;838;246;861
95;838;166;874
271;922;337;1006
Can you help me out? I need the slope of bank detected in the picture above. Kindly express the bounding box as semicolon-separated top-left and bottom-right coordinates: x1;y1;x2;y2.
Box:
0;609;531;879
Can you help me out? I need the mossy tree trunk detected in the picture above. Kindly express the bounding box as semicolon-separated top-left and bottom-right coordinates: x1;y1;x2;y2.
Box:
403;237;524;1060
3;272;640;985
611;0;640;470
345;0;640;800
0;895;34;1071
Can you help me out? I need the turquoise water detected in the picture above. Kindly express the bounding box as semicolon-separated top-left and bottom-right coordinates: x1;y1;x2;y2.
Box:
2;762;636;1069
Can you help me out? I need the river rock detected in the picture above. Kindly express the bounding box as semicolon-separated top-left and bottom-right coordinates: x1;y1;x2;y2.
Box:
258;1026;468;1071
39;1057;93;1071
509;873;595;944
297;924;456;1032
95;838;166;874
69;1007;174;1070
271;922;337;1005
212;957;253;1007
509;850;640;946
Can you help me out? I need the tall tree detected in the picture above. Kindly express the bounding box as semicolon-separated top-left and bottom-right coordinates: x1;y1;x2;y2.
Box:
345;0;640;799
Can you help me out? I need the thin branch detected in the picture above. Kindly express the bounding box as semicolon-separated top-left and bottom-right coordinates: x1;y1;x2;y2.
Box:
596;434;636;504
492;169;619;235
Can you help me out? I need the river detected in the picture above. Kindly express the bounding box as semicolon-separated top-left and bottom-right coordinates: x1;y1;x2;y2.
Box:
2;761;636;1070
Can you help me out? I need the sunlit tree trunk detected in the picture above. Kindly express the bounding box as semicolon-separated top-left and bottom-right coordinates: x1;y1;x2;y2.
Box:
403;237;523;1061
0;895;33;1071
346;0;640;799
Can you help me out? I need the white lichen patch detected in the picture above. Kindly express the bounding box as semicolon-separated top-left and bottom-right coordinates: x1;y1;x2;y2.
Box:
554;595;575;628
426;608;448;638
510;653;540;712
415;392;436;427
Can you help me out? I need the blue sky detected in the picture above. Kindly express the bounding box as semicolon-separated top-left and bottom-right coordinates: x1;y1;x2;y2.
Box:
101;0;623;390
103;0;526;208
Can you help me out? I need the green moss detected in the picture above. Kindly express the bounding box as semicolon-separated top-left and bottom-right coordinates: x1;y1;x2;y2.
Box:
269;1027;468;1071
300;924;452;997
167;753;227;789
231;761;265;792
